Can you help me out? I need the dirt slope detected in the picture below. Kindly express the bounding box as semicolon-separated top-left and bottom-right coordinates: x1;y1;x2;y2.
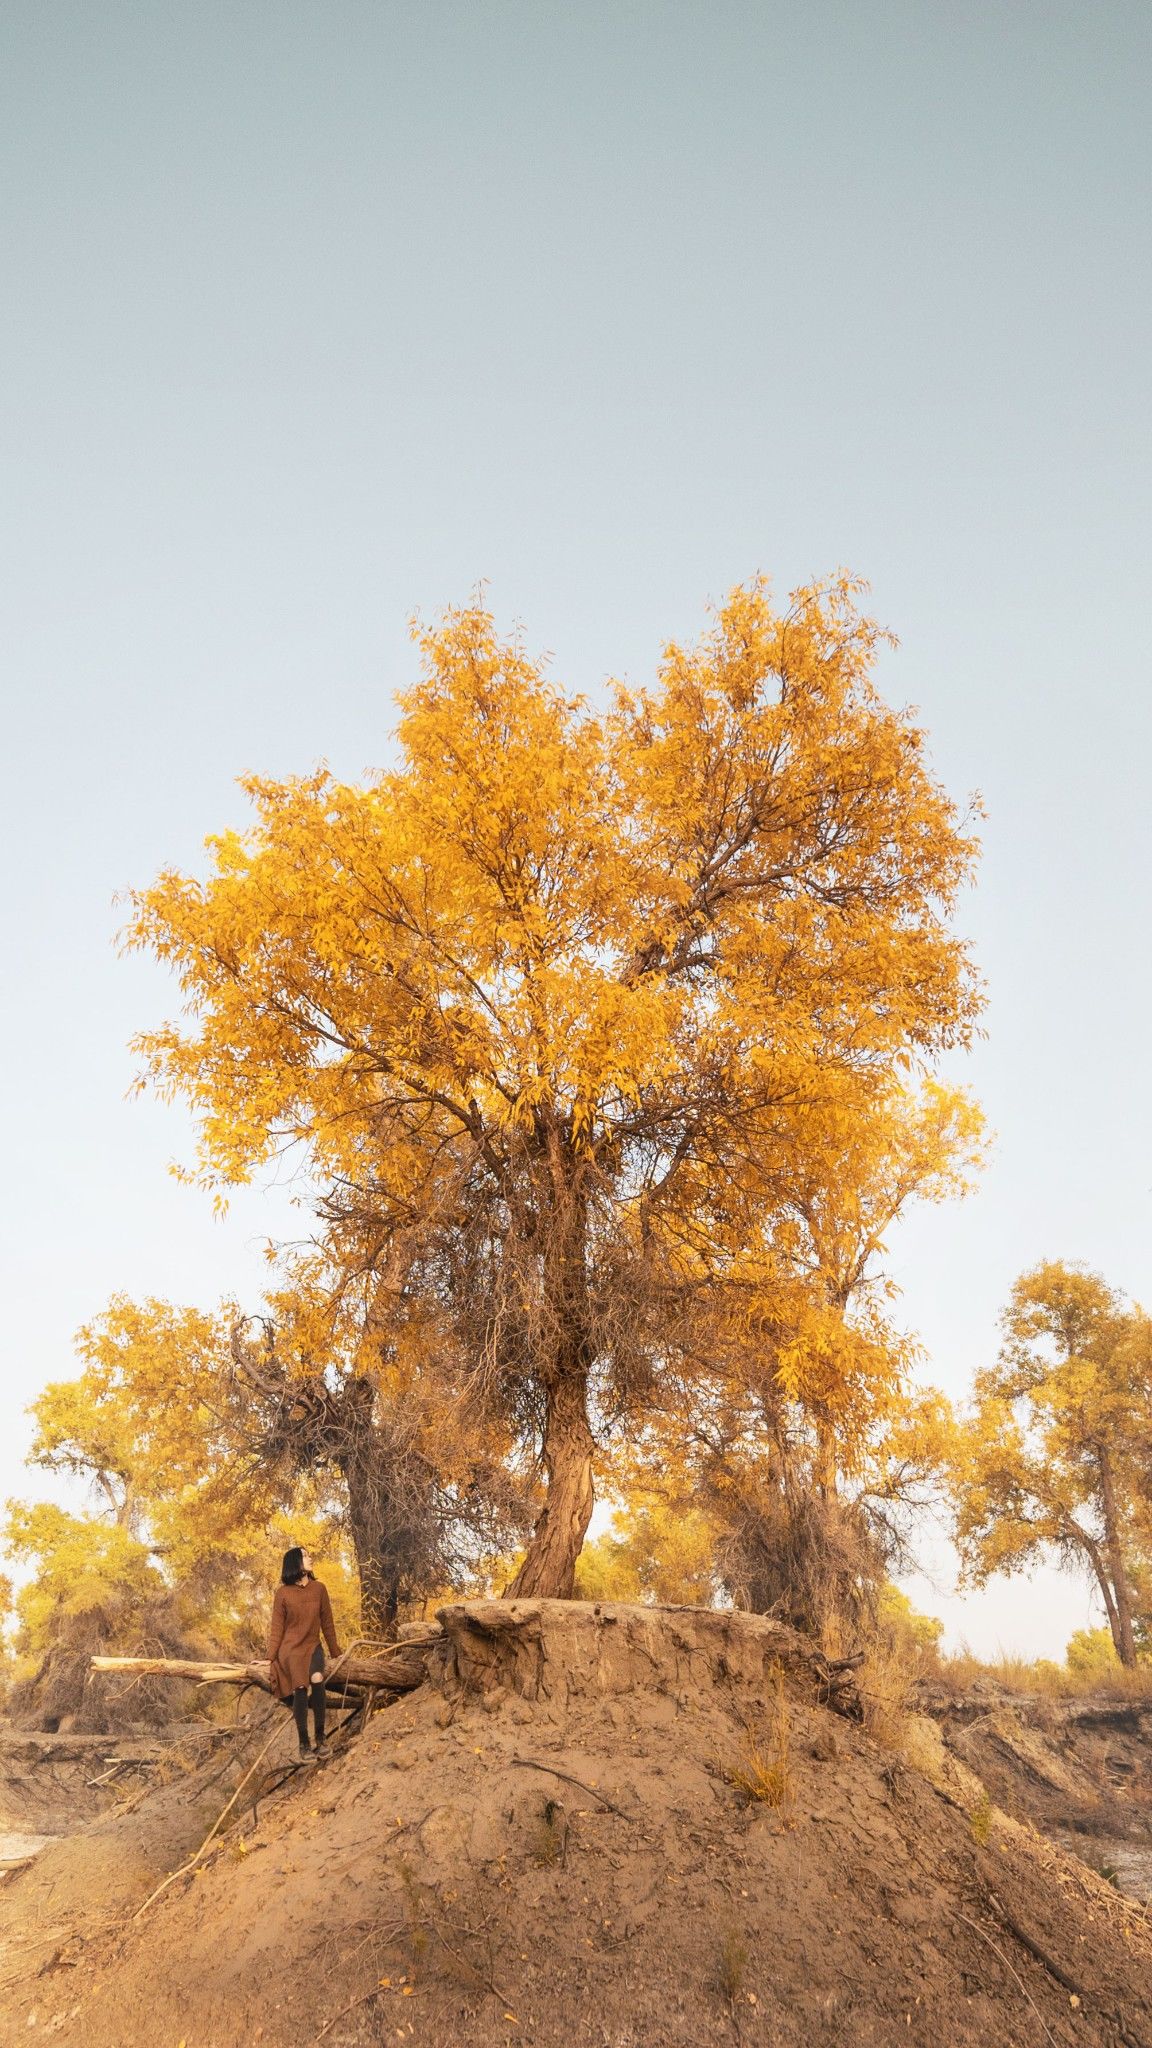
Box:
924;1687;1152;1903
3;1601;1152;2048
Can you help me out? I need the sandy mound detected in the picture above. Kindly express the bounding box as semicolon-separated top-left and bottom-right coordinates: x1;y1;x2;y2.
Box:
3;1601;1151;2048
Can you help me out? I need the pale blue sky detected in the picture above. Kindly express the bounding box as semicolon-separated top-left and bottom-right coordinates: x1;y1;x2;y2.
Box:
2;2;1149;1655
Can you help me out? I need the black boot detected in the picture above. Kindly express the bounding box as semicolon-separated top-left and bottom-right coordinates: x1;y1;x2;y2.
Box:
311;1679;330;1760
292;1688;314;1760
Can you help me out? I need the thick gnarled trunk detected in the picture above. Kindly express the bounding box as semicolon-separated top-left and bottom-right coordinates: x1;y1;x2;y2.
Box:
506;1373;595;1599
341;1434;404;1639
503;1134;598;1599
337;1378;409;1638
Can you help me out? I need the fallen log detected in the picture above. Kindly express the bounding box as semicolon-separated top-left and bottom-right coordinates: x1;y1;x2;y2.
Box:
90;1644;431;1697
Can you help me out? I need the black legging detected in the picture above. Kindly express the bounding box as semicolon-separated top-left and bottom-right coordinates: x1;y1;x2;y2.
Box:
288;1643;326;1747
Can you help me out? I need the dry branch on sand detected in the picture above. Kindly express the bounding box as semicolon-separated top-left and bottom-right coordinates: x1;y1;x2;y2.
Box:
90;1639;436;1698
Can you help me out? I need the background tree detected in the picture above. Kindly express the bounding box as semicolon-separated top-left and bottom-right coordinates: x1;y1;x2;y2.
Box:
2;1299;356;1724
767;1078;985;1491
572;1482;722;1606
1064;1626;1124;1681
6;1289;526;1671
954;1261;1152;1667
653;1357;956;1646
126;577;982;1598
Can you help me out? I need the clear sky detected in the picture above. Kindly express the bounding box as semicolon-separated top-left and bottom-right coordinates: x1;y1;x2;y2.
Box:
2;2;1149;1657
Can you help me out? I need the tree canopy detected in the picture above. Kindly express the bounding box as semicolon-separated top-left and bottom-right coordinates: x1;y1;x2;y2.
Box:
124;577;984;1599
954;1261;1152;1665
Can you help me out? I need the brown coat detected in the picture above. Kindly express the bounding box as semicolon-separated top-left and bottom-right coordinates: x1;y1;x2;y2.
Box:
267;1577;341;1698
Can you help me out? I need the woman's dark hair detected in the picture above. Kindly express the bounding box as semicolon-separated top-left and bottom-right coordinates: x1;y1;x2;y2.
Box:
281;1546;307;1586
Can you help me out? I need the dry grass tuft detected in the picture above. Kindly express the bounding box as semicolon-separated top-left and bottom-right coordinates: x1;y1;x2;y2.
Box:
858;1632;913;1752
969;1789;993;1847
396;1858;431;1971
934;1648;1152;1702
722;1679;793;1813
716;1924;749;2004
530;1796;567;1867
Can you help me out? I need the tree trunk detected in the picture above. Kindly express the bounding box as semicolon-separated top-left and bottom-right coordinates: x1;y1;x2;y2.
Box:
338;1380;405;1639
341;1436;403;1639
1072;1522;1125;1661
506;1373;595;1599
503;1124;597;1600
1098;1449;1137;1667
812;1413;838;1499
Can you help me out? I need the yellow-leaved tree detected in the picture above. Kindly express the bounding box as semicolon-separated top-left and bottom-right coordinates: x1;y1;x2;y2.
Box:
7;1288;526;1667
3;1297;359;1723
126;578;982;1598
954;1262;1152;1666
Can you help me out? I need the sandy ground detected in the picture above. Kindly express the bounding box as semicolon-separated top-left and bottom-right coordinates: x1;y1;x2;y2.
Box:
2;1603;1150;2048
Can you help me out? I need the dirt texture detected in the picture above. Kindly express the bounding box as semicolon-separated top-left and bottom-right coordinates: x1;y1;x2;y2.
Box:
2;1601;1151;2048
924;1688;1152;1905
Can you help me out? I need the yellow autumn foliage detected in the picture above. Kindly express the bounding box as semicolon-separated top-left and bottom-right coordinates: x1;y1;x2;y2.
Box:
953;1261;1152;1666
121;578;983;1596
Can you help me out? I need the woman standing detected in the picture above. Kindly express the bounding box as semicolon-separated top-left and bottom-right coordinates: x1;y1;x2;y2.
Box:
267;1546;342;1762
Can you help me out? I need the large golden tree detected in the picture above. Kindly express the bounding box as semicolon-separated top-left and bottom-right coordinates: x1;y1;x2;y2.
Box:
127;577;981;1598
